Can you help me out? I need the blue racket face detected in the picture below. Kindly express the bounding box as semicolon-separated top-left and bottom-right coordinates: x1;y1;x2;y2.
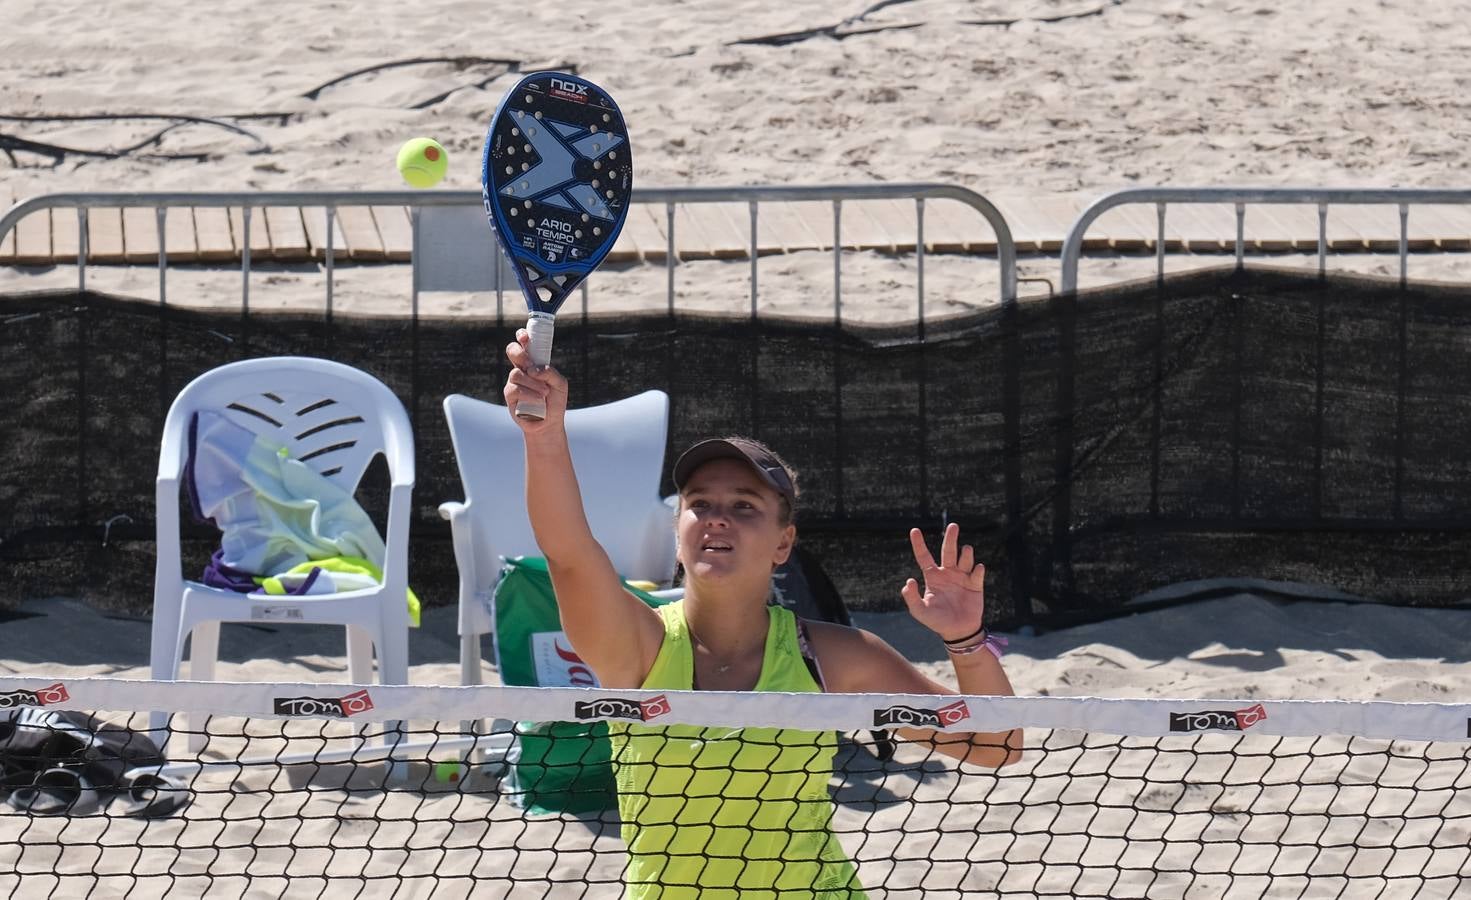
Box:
481;72;632;313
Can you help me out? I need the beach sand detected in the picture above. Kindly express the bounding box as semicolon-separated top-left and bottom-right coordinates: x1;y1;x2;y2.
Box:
5;1;1465;197
3;1;1470;895
5;1;1471;313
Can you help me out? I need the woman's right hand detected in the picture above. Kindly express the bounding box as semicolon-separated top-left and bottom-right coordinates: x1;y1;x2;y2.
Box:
503;328;569;432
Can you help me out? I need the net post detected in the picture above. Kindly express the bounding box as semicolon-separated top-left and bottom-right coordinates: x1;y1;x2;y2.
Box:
77;206;88;293
1156;202;1166;284
666;201;676;315
916;196;929;519
916;198;926;326
1399;203;1409;288
410;206;421;321
1317;202;1328;279
241;206;252;318
325;205;336;324
156;206;167;308
1234;202;1245;270
833;199;842;323
749;200;758;318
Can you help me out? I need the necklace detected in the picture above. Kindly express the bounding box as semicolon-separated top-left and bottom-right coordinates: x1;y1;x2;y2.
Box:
687;621;754;677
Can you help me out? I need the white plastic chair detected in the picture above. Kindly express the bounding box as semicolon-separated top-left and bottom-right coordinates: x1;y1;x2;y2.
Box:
149;357;415;749
439;390;679;687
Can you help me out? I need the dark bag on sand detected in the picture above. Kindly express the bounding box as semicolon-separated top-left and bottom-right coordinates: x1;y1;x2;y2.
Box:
771;544;853;626
0;708;189;817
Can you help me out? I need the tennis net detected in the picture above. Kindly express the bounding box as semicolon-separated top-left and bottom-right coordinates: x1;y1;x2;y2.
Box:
1;675;1467;898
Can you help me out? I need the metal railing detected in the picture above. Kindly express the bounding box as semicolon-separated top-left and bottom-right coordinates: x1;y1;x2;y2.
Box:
0;184;1027;611
1060;187;1471;294
0;183;1017;321
1044;186;1471;610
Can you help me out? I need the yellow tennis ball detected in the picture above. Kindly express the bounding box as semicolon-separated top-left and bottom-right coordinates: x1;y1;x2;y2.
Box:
397;137;448;188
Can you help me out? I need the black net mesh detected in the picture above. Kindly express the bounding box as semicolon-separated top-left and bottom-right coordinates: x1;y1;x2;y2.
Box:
1;703;1467;898
5;265;1471;627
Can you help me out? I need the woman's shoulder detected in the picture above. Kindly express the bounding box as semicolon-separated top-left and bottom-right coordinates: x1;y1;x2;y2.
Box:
800;617;869;648
801;618;929;694
801;619;885;667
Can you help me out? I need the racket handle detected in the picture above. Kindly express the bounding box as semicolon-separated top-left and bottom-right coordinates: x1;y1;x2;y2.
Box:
517;311;556;420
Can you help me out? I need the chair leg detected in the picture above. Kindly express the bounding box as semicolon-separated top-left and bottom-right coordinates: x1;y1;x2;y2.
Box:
190;621;221;682
148;601;185;749
460;632;483;686
346;625;373;685
367;617;414;782
459;632;486;763
376;625;409;687
186;621;221;753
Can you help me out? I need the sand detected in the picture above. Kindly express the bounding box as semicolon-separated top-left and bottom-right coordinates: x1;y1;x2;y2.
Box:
3;1;1470;895
6;1;1471;314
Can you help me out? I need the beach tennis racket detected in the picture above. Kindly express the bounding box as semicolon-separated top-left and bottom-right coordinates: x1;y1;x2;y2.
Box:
481;71;633;419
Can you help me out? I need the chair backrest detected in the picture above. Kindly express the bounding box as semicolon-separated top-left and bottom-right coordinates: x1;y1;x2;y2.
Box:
443;390;676;587
159;357;414;492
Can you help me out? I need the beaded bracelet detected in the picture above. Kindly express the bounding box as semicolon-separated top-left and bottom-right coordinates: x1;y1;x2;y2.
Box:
946;632;1008;660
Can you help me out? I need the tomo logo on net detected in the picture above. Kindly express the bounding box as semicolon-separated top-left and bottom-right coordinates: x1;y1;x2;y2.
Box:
273;689;375;718
1169;703;1268;733
573;695;671;722
532;632;599;687
0;682;69;709
873;699;971;729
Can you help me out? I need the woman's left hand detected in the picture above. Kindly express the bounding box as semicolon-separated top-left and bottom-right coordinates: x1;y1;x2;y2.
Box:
901;523;986;643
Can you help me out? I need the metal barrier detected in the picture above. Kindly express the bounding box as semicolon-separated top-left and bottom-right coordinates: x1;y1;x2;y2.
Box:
0;185;1030;615
0;183;1018;322
1046;186;1471;609
1059;187;1471;294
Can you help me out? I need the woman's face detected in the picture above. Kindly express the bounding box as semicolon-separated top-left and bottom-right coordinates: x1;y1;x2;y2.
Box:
677;458;795;583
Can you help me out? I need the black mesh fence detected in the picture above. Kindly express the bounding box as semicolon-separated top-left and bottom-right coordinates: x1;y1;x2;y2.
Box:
3;265;1470;626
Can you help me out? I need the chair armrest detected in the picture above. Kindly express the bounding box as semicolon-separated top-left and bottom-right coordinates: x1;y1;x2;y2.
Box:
377;483;414;632
440;500;494;637
153;476;184;585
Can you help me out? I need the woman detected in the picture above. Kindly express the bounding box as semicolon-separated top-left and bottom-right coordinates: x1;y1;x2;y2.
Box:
503;330;1020;898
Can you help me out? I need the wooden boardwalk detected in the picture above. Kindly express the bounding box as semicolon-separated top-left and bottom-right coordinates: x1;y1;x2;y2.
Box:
4;189;1471;267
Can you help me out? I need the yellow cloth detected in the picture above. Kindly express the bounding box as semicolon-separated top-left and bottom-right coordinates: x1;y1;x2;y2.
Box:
257;556;421;627
609;601;865;899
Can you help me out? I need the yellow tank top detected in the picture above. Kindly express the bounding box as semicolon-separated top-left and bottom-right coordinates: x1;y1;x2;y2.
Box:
608;601;867;899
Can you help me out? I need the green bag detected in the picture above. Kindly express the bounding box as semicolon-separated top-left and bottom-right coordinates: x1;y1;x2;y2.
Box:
492;556;675;815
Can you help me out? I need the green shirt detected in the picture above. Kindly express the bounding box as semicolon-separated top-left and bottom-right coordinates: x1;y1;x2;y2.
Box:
609;601;867;899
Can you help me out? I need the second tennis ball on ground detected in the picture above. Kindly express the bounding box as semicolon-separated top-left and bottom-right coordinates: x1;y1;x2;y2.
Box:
433;759;469;784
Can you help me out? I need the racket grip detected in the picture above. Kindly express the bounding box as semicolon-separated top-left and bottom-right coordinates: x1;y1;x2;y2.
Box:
517;311;556;420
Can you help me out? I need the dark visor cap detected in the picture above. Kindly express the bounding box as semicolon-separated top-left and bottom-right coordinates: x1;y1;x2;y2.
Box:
672;438;796;509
